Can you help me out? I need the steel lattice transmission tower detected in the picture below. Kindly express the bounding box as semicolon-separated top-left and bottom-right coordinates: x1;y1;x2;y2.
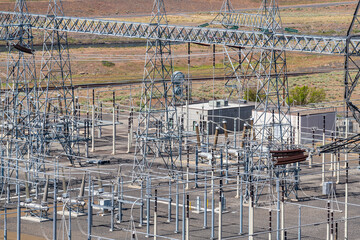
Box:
212;0;234;26
223;46;243;99
252;0;296;202
345;1;360;124
132;0;183;182
39;0;80;165
219;0;294;201
0;0;45;177
253;0;290;146
223;46;261;100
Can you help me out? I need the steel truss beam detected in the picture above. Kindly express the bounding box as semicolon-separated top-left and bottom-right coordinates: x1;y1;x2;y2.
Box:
213;12;268;30
0;11;357;56
212;0;283;31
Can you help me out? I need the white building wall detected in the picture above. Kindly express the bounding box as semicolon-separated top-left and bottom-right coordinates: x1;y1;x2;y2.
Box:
252;110;336;145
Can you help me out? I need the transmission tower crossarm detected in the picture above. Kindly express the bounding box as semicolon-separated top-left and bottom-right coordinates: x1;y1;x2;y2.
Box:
0;11;355;56
319;133;360;153
0;23;32;40
212;12;267;29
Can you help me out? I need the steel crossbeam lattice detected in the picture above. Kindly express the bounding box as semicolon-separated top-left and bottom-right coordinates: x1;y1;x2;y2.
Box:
212;0;271;30
0;11;357;56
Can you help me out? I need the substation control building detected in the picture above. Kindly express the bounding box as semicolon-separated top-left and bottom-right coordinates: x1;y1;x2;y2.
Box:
179;100;255;135
253;107;337;144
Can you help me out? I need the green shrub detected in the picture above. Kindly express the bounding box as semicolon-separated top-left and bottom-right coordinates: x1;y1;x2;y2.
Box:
287;85;326;105
244;88;265;102
101;61;115;67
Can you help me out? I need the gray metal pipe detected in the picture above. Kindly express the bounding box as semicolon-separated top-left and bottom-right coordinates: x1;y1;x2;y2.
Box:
203;172;207;229
154;189;158;240
298;206;301;240
4;206;7;240
239;177;243;235
68;198;72;240
4;205;7;240
211;166;215;239
182;182;186;240
91;89;95;152
112;92;116;155
186;194;189;240
119;176;124;223
175;175;179;233
140;180;144;227
269;210;272;240
87;175;92;240
168;179;172;223
17;183;20;240
218;180;223;240
110;185;114;232
146;177;151;238
249;184;254;240
54;173;58;240
276;181;280;240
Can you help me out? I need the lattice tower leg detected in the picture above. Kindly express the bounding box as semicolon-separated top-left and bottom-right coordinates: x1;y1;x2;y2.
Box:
132;0;184;183
38;0;80;165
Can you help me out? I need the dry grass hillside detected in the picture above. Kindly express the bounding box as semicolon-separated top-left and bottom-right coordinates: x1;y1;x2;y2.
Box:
0;0;354;17
0;0;356;103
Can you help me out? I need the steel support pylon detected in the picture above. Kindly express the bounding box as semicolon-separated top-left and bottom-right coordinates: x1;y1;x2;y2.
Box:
132;0;183;182
345;1;360;123
251;0;294;202
0;0;45;183
319;0;360;154
310;0;360;154
221;0;295;202
39;0;80;165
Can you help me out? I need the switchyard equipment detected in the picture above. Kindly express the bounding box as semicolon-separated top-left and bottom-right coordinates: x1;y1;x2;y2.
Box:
0;0;359;239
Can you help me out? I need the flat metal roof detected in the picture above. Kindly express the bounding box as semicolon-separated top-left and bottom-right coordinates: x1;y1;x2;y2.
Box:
180;101;255;111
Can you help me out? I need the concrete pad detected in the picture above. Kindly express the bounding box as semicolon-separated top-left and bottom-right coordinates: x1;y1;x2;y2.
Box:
21;216;50;223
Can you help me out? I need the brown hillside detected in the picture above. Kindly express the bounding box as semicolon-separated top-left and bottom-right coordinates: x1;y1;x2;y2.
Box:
0;0;353;17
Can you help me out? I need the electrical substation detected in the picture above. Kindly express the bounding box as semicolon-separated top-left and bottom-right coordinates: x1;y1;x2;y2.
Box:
1;0;360;239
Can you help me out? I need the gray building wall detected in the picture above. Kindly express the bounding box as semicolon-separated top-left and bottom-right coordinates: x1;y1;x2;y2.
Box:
300;112;336;144
207;105;255;135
